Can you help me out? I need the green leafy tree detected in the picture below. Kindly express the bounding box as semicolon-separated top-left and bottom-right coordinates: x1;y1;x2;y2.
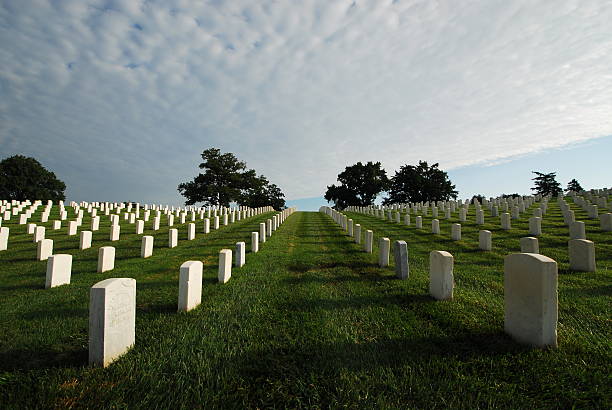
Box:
0;155;66;201
324;161;389;209
566;178;583;193
383;161;457;205
531;171;562;197
238;172;286;210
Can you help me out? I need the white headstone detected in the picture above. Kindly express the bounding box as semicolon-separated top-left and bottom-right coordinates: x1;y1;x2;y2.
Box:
135;220;144;235
89;278;136;367
178;261;203;312
569;221;586;239
598;213;612;232
528;217;542;236
251;232;259;253
520;237;539;253
45;254;72;288
53;220;61;230
568;239;596;272
501;213;511;230
504;253;557;347
169;229;178;248
379;237;390;267
97;246;115;273
259;223;266;243
479;230;492;251
394;240;409;280
415;216;423;229
110;224;120;241
218;249;232;283
364;230;373;253
451;224;461;241
187;223;196;240
34;225;45;242
431;219;440;234
429;251;453;300
203;218;210;234
80;230;93;250
37;238;53;261
354;224;362;244
235;242;246;267
141;236;153;258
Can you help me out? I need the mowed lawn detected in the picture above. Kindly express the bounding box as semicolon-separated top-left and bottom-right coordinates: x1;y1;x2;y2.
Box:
0;201;610;408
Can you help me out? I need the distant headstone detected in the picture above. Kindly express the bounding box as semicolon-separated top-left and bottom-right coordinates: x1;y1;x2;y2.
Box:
415;216;423;229
431;219;440;234
520;237;539;253
37;238;53;261
251;232;259;253
599;213;612;232
110;225;120;241
89;278;136;367
429;251;454;300
80;231;93;250
504;253;557;347
168;229;178;248
569;221;586;240
364;230;373;253
203;218;210;234
354;224;362;244
34;226;45;242
68;221;78;236
178;261;203;312
501;213;511;230
141;236;153;258
187;223;196;240
451;224;461;241
528;216;542;236
259;223;266;243
379;237;390;267
45;254;72;288
135;220;144;235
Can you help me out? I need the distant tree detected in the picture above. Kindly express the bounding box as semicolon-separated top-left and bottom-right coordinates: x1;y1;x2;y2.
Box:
566;178;583;193
471;194;485;204
501;193;520;199
531;171;562;197
0;155;66;201
324;161;389;209
238;172;286;210
383;161;458;205
178;148;251;207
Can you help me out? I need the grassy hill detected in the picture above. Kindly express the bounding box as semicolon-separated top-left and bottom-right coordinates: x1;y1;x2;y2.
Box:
0;200;610;408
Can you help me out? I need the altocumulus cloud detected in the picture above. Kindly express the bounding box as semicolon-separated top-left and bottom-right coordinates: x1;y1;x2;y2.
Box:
1;0;611;203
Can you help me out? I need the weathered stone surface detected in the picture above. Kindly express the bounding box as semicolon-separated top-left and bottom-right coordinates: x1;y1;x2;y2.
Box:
89;278;136;367
394;240;409;280
504;253;557;348
529;217;542;236
599;213;612;232
568;239;596;272
429;251;454;300
501;213;511;230
218;249;232;283
569;221;586;239
178;261;203;312
97;246;115;273
45;254;72;289
451;224;461;241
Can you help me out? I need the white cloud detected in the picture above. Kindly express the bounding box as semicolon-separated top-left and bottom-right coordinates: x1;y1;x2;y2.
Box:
1;0;611;203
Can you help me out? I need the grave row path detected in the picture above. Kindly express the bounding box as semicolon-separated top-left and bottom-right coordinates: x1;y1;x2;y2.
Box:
0;211;610;408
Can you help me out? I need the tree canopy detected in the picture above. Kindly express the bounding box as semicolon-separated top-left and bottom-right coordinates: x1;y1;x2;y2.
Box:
0;155;66;201
383;161;457;205
531;171;562;197
324;161;389;209
178;148;285;209
566;178;583;193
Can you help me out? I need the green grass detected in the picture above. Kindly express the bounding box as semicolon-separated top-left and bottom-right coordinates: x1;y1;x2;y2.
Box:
0;200;610;409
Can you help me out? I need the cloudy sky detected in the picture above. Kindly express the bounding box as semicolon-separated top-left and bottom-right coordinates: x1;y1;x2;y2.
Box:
1;0;611;209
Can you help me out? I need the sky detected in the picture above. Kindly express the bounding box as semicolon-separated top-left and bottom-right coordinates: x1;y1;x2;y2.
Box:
1;0;611;211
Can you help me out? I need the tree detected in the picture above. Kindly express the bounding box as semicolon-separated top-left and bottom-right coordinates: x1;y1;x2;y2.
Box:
383;161;457;205
237;172;286;210
0;155;66;201
531;171;562;197
324;162;389;209
566;178;583;193
178;148;286;209
471;194;485;204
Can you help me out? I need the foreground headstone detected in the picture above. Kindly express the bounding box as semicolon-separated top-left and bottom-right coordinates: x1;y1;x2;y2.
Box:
568;239;596;272
169;229;178;248
178;261;203;312
504;253;557;348
37;238;53;261
479;230;492;251
141;236;153;258
394;240;409;280
379;237;390;267
89;278;136;367
235;242;246;267
45;254;72;288
80;231;93;250
529;217;542;236
520;237;539;253
97;246;115;273
218;249;232;283
364;230;373;253
429;251;454;300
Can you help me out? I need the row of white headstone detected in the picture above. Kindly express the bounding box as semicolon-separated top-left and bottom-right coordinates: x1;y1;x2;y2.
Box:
88;207;296;368
320;206;560;348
